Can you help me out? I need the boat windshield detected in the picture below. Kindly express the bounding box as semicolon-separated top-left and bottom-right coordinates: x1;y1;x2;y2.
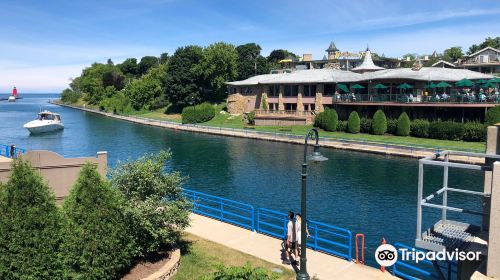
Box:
38;113;55;120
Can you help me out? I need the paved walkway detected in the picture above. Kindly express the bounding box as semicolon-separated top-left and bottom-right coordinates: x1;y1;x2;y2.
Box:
186;213;399;280
0;155;12;163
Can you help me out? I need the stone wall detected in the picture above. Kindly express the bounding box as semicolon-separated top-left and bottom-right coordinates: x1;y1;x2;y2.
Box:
227;93;256;114
142;249;181;280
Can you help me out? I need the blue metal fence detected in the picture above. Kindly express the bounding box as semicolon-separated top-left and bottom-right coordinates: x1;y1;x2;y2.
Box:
183;188;255;230
0;144;26;158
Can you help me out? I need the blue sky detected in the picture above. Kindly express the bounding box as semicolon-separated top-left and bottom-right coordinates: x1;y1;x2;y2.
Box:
1;0;499;92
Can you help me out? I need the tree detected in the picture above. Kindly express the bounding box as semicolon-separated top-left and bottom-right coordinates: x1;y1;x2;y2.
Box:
61;164;135;280
347;111;360;133
110;151;191;257
485;106;500;126
138;56;159;75
267;49;298;63
236;43;269;80
197;42;239;101
396;112;411;136
443;47;463;62
372;109;387;135
77;63;124;104
118;58;139;77
313;108;338;132
159;52;169;64
165;45;204;109
0;159;64;279
124;64;165;110
468;37;500;55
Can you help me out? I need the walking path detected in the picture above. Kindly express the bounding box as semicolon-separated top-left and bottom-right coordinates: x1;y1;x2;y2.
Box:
54;102;484;164
186;213;398;280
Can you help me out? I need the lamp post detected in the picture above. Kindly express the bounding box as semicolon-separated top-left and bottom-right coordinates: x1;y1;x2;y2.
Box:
297;128;328;280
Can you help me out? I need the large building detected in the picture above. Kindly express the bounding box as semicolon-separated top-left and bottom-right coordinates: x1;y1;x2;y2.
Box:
458;47;500;74
226;47;496;125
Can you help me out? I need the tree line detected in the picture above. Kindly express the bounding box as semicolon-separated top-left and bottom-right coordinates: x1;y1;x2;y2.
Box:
61;42;298;112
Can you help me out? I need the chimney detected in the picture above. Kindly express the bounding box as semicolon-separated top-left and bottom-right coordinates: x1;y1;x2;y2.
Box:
303;54;312;62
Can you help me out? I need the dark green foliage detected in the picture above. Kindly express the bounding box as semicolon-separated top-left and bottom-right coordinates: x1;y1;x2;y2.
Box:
138;56;159;75
0;159;63;280
313;108;338;132
99;91;132;114
159;53;170;64
181;102;216;124
247;111;256;125
124;65;165;110
61;164;135;280
360;118;372;133
110;151;191;257
267;49;298;63
371;110;387;135
467;36;500;55
396;112;411;136
72;62;125;105
203;263;278;280
337;120;348;132
410;119;430;138
463;121;486;142
236;43;270;80
485;106;500;126
428;121;464;140
387;119;397;135
347;111;360;133
61;88;81;103
118;58;139;77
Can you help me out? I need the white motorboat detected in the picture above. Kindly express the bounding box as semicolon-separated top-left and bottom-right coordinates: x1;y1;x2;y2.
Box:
24;111;64;134
8;95;16;102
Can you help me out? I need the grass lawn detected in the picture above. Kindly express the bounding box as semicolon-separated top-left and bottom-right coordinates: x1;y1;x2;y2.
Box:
172;233;295;280
129;108;182;123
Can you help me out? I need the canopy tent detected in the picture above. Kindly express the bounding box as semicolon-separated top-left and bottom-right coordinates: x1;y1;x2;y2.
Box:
435;81;452;88
455;78;474;87
337;83;349;93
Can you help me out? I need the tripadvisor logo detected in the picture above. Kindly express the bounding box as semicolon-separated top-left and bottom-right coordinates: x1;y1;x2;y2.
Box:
375;244;398;266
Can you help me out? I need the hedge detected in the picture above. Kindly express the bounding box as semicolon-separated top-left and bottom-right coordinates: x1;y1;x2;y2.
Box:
485;106;500;126
337;120;348;132
410;119;430;138
387;119;397;135
360;118;372;133
428;121;464;140
463;121;486;142
372;110;387;135
397;112;411;136
181;103;216;124
347;111;360;133
314;108;338;132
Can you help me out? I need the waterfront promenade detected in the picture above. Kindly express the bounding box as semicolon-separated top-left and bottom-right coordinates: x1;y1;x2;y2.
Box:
55;102;484;164
187;213;398;280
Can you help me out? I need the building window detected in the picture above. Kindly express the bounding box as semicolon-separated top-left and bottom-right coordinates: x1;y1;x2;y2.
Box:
324;84;334;96
285;103;297;111
284;85;291;96
268;85;279;97
291;85;298;96
304;85;317;97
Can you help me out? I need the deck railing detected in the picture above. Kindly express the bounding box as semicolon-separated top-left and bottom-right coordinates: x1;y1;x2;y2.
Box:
0;144;26;158
333;93;500;104
254;110;313;117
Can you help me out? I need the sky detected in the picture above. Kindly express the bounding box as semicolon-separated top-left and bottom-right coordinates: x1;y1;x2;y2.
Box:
0;0;499;93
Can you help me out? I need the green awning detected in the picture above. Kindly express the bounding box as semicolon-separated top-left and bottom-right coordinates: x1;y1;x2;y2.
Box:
373;83;387;89
397;83;413;89
337;83;349;93
435;81;452;88
351;84;365;89
455;78;474;87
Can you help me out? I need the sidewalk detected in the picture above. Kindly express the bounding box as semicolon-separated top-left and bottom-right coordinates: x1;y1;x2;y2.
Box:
186;213;399;280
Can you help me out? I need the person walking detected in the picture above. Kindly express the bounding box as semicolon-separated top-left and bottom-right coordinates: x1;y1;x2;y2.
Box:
283;211;296;265
295;213;310;257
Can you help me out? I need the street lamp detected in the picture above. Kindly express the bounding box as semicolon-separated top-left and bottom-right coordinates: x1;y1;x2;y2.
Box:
297;128;328;280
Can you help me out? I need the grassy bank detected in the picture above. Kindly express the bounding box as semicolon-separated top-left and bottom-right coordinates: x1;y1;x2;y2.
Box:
173;233;295;280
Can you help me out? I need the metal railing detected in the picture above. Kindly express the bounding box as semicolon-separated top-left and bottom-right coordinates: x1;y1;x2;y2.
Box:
332;93;500;104
256;207;353;261
0;144;26;158
254;110;313;117
183;188;255;230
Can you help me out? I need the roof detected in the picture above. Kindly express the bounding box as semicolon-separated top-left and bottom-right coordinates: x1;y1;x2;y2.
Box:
360;67;494;82
467;46;500;57
325;41;339;52
351;50;385;72
431;60;456;68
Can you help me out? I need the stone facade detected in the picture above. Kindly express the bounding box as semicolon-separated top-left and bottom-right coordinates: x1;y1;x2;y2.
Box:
315;84;324;112
297;85;304;111
227;93;257;114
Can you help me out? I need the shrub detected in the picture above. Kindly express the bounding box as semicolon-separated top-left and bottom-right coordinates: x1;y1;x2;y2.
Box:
360;118;372;133
396;112;411;136
410;119;430;138
110;151;191;257
372;110;387;135
99;92;132;114
347;111;360;133
247;111;255;125
337;120;348;132
313;108;338;132
428;121;464;140
485;106;500;126
0;159;64;279
387;119;397;135
181;103;216;124
203;263;279;280
61;164;135;280
61;88;81;104
262;95;268;111
463;121;486;142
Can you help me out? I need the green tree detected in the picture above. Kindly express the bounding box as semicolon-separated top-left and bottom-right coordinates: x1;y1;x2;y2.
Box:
124;64;165;110
197;42;239;101
159;52;169;64
77;63;124;105
61;164;134;280
372;110;387;135
396;112;411;136
0;159;63;279
313;108;338;132
485;106;500;126
443;47;463;62
468;37;500;55
165;45;204;109
110;151;191;256
118;58;139;77
267;49;298;63
236;43;269;80
61;88;81;103
138;56;159;75
347;111;360;133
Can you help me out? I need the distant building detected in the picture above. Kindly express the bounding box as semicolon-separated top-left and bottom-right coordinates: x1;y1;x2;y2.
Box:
432;60;457;68
458;47;500;74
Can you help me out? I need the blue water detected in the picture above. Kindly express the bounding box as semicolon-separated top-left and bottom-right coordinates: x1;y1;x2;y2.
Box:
0;93;484;267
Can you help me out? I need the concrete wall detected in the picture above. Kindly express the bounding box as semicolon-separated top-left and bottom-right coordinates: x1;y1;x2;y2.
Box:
0;150;107;199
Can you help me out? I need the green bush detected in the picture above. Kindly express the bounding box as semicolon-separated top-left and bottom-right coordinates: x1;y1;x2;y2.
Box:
371;110;387;135
203;263;278;280
181;103;216;124
99;92;133;114
485;106;500;126
337;120;348;132
313;108;338;132
410;119;430;138
347;111;360;133
396;112;411;136
110;151;191;257
262;95;268;111
61;88;81;104
61;164;135;280
428;121;464;140
463;121;486;142
360;118;372;133
0;159;64;279
247;111;256;125
387;119;397;135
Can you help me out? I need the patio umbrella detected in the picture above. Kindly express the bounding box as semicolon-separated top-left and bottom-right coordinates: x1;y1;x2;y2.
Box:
373;83;387;89
397;83;413;89
455;78;474;87
351;84;365;89
489;77;500;84
476;79;487;84
425;82;437;89
435;81;452;88
337;83;349;93
481;82;496;89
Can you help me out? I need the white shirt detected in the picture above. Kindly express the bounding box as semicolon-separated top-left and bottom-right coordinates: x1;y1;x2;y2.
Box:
296;220;302;244
287;220;296;242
